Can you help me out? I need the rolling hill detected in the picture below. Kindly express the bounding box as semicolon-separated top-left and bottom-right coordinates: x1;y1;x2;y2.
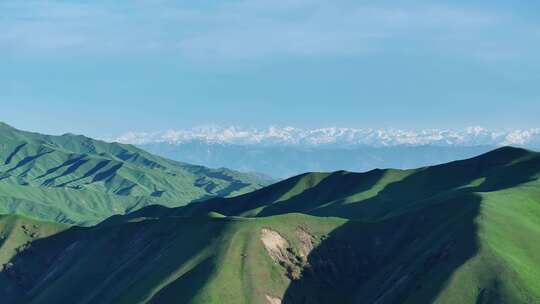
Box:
0;122;270;225
0;146;538;303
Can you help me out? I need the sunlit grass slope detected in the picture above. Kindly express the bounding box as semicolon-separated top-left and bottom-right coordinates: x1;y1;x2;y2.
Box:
0;122;269;225
180;146;540;220
0;146;538;303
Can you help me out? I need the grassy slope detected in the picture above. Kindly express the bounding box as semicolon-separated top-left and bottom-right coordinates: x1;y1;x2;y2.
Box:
0;123;269;225
0;213;343;304
178;146;540;220
0;147;538;303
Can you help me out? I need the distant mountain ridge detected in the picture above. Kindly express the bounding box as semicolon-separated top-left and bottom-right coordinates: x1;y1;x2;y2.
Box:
0;122;270;225
110;126;540;178
112;126;540;147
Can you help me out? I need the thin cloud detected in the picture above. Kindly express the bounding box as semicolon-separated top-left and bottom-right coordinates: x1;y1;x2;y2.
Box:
0;0;536;61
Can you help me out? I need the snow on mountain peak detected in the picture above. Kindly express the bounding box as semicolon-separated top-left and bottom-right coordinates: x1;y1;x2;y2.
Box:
109;126;540;148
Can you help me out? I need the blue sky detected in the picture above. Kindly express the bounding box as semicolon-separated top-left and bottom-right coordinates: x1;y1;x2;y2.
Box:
1;0;539;137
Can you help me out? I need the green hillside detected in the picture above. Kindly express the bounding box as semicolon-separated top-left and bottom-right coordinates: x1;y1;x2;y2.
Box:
0;123;270;225
179;146;540;221
0;146;538;303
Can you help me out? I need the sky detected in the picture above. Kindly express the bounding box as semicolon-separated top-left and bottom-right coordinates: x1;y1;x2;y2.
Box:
1;0;540;137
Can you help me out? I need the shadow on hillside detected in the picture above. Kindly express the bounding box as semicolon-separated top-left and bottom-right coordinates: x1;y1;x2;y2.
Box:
179;147;538;221
7;150;54;173
257;169;387;217
308;146;539;220
282;193;482;304
282;148;539;303
4;143;27;165
181;169;387;217
3;148;535;303
182;172;329;216
0;217;227;304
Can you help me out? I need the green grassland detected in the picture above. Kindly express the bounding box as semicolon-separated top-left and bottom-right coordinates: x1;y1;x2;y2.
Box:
0;146;538;303
0;122;270;225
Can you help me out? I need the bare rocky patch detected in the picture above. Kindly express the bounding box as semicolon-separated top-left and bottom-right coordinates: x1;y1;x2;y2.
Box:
260;228;290;263
265;294;282;304
260;227;315;281
295;227;315;261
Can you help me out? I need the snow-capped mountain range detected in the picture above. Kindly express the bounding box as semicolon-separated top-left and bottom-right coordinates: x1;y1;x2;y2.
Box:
106;126;540;178
111;126;540;148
